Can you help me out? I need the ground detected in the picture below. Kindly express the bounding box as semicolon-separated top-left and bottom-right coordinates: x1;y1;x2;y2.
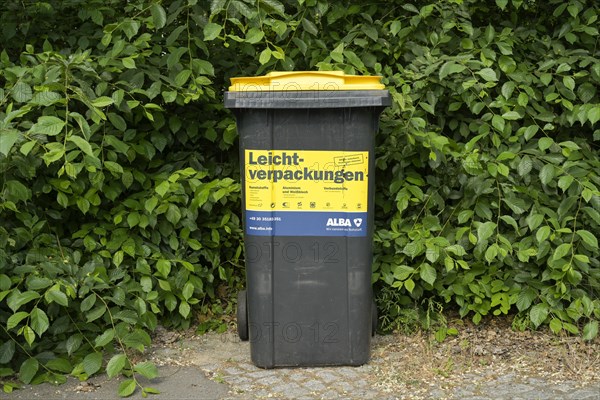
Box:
4;316;600;399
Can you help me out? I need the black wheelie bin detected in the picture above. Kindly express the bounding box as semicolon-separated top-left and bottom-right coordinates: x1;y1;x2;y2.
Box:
225;71;390;368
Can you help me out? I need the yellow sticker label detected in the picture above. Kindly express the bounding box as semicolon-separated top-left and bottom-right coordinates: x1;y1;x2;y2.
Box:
245;149;368;213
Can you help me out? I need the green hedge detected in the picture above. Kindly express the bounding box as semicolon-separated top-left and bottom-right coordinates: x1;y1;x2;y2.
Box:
0;0;599;394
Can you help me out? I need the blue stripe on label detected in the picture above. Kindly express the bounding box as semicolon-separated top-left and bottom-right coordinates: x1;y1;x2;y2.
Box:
245;210;368;237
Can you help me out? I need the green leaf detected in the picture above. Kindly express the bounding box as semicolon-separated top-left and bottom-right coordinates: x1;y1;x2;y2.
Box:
121;19;140;39
552;243;571;260
259;48;272;64
539;164;554;185
563;322;579;334
156;259;171;278
500;215;519;231
419;264;436;285
517;289;536;312
20;140;36;156
105;161;123;174
445;244;466;256
495;0;508;10
272;46;285;60
126;213;140;229
66;334;83;356
501;81;516;99
19;358;39;384
23;326;35;346
527;214;544;230
29;308;49;337
262;0;287;15
7;312;29;330
536;226;551;242
143;387;161;395
68;136;94;156
8;291;40;312
390;20;402;36
0;274;11;291
583;321;598;341
179;301;191;318
31;116;65;136
119;379;137;397
182;282;194;300
502;111;521;120
477;222;496;242
577;82;596;103
404;278;415;293
134;362;158;379
203;23;222;41
588;106;600;125
145;197;159;213
539;73;552;86
302;18;318;36
492;115;505;132
0;341;15;364
292;38;307;55
46;358;72;373
166;205;181;224
498;55;516;73
523;125;538;141
80;294;96;312
86;304;107;323
444;257;454;271
485;244;498;263
91;96;114;108
556;63;571;74
245;27;264;44
162;90;177;103
11;82;32;102
113;250;124;267
104;135;130;154
108;113;127;132
517;156;533;176
563;76;575;91
95;328;115;347
476;68;498;82
174;70;192;86
393;265;414;280
150;3;167;29
557;175;574;192
122;57;136;69
83;352;103;377
439;62;466;80
435;328;447;343
577;230;598;249
0;129;20;156
549;318;562;334
330;43;344;63
497;163;509;177
107;354;127;378
530;303;549;328
362;24;378;41
46;289;68;306
538;137;554;151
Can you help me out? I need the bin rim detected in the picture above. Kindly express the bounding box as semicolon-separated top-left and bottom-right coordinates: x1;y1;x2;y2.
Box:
228;71;385;92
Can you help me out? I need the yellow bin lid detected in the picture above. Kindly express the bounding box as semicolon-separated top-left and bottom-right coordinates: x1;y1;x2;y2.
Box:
228;71;385;92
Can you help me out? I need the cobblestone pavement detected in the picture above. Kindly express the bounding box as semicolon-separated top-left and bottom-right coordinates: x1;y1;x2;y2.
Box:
148;332;600;400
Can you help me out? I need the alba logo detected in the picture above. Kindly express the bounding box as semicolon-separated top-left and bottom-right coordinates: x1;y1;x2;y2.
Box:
326;218;352;227
326;218;364;228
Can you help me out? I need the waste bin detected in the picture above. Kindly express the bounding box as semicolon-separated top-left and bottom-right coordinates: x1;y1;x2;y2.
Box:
225;71;390;368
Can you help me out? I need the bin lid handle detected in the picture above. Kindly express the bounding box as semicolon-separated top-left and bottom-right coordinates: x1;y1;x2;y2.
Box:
228;71;385;91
